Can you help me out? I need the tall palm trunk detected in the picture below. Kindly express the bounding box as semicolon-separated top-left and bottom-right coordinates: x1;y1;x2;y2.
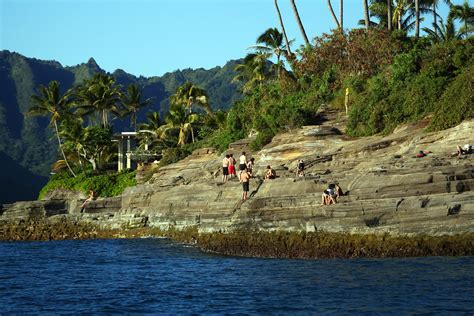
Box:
274;0;292;56
339;0;344;31
327;0;341;29
363;0;370;29
415;0;420;38
388;0;392;31
53;120;76;177
290;0;310;45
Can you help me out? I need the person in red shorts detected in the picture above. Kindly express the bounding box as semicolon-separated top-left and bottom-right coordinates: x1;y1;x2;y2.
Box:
228;153;237;179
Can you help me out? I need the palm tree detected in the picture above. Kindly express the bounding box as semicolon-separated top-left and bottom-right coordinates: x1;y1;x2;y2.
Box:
28;81;76;177
274;0;293;58
252;28;286;77
140;111;162;131
171;82;210;115
290;0;310;46
393;0;409;30
169;82;210;143
138;111;172;149
423;14;461;42
451;0;474;38
232;53;270;94
122;84;151;131
363;0;370;29
340;0;344;31
432;0;451;36
327;0;341;30
161;103;200;146
387;0;393;31
368;0;432;32
423;5;465;42
415;0;420;38
75;73;123;128
60;117;86;172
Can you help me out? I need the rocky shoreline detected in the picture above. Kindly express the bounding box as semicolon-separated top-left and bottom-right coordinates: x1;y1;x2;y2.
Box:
1;218;473;258
1;117;473;258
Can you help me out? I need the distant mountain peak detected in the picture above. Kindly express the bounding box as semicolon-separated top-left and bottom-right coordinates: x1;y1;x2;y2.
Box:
87;57;98;67
78;57;103;73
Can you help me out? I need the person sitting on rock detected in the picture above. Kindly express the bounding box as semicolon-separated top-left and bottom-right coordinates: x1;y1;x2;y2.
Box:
455;144;472;158
296;159;305;177
321;184;340;206
80;189;95;213
416;150;432;158
265;165;276;180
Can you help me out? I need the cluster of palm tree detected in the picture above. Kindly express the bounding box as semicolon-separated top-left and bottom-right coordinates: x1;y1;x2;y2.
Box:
272;0;472;48
28;73;154;176
233;0;472;94
134;81;226;167
423;0;474;41
365;0;473;40
232;26;294;94
29;74;220;176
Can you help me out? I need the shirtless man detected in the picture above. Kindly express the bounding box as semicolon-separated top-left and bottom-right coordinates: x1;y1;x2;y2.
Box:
239;151;247;175
222;154;230;183
240;168;250;200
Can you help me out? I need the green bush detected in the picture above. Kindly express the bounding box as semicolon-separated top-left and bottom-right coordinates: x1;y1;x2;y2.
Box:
206;129;244;152
347;73;391;136
159;147;191;166
38;170;136;200
428;64;474;131
348;40;473;136
250;129;275;151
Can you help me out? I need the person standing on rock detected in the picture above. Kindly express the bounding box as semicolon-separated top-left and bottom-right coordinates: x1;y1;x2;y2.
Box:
296;159;305;177
247;157;255;177
239;152;247;175
222;154;230;183
240;168;250;201
228;153;237;179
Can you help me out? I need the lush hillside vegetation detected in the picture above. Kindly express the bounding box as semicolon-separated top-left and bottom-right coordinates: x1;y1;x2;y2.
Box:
0;51;241;203
201;0;474;151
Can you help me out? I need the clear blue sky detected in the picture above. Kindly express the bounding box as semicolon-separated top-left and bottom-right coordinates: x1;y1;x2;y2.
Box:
0;0;461;77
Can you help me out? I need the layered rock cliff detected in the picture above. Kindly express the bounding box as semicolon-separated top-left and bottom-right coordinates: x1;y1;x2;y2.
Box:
1;115;472;240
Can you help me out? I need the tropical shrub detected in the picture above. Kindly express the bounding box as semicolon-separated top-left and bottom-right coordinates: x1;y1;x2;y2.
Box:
347;39;473;136
38;170;136;199
428;63;474;130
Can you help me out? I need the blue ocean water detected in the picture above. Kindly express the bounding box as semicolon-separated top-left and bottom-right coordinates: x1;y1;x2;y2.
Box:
0;238;473;314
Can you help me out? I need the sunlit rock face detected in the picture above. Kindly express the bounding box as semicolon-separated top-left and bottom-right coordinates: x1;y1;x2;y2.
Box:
1;119;473;238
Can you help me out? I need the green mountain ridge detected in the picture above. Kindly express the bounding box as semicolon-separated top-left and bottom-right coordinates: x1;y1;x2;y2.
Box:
0;50;242;203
